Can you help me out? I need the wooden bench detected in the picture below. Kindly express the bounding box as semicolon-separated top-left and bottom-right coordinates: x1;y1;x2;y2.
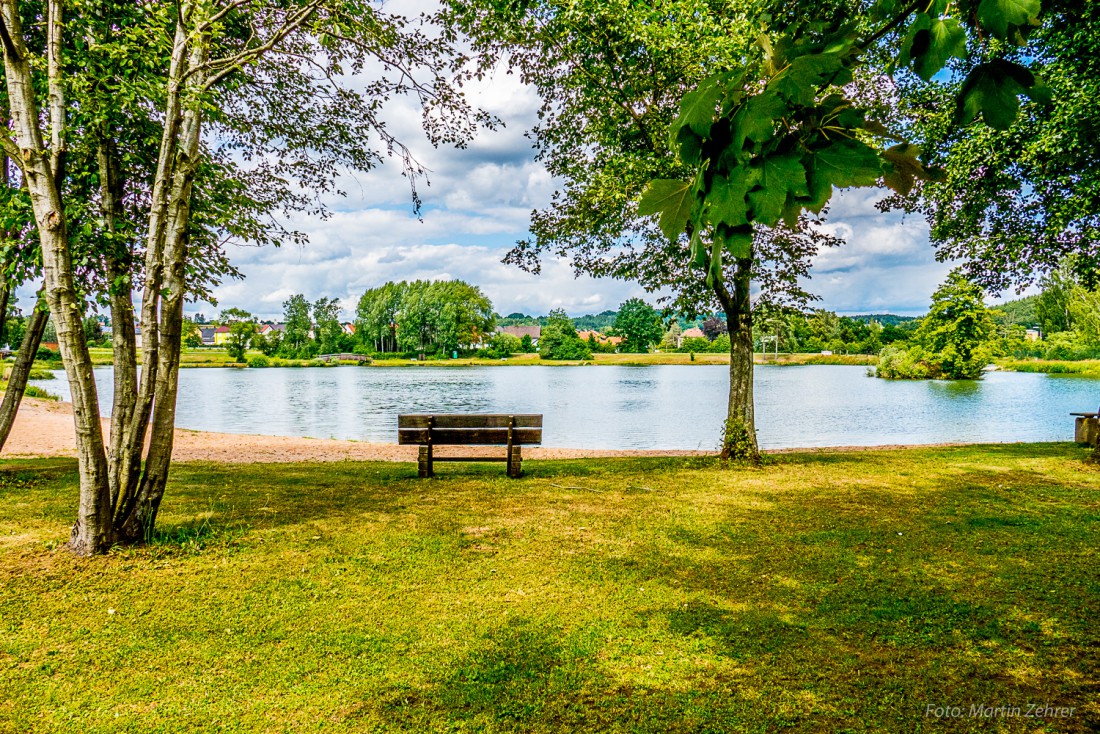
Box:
398;414;543;478
1070;411;1100;446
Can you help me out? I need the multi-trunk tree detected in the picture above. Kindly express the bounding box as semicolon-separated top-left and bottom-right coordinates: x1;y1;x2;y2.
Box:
1;0;482;554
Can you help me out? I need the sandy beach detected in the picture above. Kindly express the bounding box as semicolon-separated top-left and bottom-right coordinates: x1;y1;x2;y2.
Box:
2;397;720;463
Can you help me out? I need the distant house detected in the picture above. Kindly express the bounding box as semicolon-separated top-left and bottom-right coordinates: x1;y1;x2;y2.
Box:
681;327;705;340
576;330;622;347
258;323;286;336
213;325;231;345
498;325;541;343
199;327;217;345
1025;328;1042;341
134;326;142;349
342;323;356;336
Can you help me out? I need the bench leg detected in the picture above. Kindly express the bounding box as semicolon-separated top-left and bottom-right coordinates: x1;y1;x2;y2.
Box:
507;446;522;478
418;445;434;478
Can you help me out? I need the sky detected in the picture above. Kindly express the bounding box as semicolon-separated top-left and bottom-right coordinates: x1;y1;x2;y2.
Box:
16;1;974;323
200;59;960;323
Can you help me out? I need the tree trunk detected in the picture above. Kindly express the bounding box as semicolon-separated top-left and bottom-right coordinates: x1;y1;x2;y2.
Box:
2;0;114;555
0;281;9;345
0;302;49;450
95;137;144;515
713;259;760;462
118;46;206;542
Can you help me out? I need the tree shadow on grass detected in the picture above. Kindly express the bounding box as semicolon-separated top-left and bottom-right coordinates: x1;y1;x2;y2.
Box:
159;458;702;534
363;617;748;733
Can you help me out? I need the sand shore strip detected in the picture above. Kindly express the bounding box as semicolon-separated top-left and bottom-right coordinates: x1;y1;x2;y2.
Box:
4;396;980;463
3;397;721;463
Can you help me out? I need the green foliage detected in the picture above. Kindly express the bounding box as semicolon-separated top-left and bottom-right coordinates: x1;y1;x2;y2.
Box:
875;344;939;380
917;272;996;378
253;331;282;357
82;317;106;347
679;337;710;354
639;0;1048;282
612;299;664;353
571;311;618;332
226;318;258;363
312;297;344;355
720;416;757;461
519;334;534;353
247;355;270;368
539;313;592;361
357;280;493;356
280;295;314;359
992;295;1039;327
23;385;60;401
480;332;522;359
876;273;996;380
1034;262;1078;335
1037;331;1100;361
897;2;1094;292
182;318;203;349
660;322;682;351
1;303;26;350
753;309;898;355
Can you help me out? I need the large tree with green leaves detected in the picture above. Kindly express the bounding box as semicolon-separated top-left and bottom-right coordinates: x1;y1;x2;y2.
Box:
1;0;482;554
632;0;1049;455
613;298;664;353
450;0;844;459
312;297;344;356
280;294;314;359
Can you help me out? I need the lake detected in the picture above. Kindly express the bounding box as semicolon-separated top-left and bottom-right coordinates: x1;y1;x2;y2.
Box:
30;365;1099;450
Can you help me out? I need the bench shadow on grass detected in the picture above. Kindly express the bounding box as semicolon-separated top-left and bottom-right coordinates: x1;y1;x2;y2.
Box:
366;616;741;732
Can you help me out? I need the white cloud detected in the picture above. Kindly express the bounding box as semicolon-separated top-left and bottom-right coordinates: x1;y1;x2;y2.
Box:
12;1;981;323
802;188;954;315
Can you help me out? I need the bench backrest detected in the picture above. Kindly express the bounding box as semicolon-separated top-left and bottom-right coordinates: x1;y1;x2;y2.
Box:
397;414;543;446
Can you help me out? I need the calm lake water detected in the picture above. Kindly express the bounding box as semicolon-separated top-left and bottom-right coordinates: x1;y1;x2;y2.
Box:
31;365;1100;450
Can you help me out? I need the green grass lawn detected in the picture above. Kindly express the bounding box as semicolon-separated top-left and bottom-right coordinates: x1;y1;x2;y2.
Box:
997;358;1100;375
1;446;1097;732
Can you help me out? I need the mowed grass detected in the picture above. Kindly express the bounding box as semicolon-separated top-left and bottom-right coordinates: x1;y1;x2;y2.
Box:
1;446;1098;733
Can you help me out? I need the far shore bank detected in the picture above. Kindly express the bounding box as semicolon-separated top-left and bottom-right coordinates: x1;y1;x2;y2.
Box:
34;348;879;370
30;350;1100;375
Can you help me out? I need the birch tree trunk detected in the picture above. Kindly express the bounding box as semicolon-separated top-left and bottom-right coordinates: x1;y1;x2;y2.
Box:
1;0;114;554
0;303;48;449
714;259;760;461
95;137;143;513
117;41;208;543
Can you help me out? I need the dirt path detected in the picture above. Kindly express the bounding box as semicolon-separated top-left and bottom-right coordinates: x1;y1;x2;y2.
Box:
3;397;721;463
